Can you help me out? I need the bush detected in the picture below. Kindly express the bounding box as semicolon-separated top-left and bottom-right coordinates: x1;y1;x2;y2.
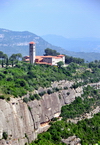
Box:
51;117;58;121
29;94;35;101
0;95;5;99
47;89;52;94
53;87;59;92
29;94;40;101
28;106;31;111
3;131;8;140
39;91;46;96
64;86;68;90
34;94;40;100
7;97;10;101
23;97;29;103
67;92;70;95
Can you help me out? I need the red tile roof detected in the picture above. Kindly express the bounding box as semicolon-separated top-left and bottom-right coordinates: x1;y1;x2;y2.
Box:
29;42;35;44
24;56;30;59
36;62;52;65
57;55;64;57
24;55;65;64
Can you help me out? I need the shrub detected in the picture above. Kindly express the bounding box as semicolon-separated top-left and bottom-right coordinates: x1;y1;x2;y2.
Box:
7;97;10;101
51;117;58;121
0;95;5;99
29;94;35;101
23;97;29;103
28;106;31;111
0;72;5;79
59;94;61;99
29;94;40;101
53;87;59;92
64;86;68;90
39;91;46;96
34;94;40;100
47;89;52;94
6;76;13;81
3;131;8;140
67;92;70;95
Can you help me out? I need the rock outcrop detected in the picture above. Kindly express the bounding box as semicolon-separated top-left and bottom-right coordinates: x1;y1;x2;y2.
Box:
67;106;100;124
62;136;81;145
0;80;83;145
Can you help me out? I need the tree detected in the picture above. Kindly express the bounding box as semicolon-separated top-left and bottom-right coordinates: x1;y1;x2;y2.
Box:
0;51;3;59
9;53;22;66
2;54;8;60
16;53;22;61
44;48;60;56
9;54;16;61
6;58;9;67
2;59;4;68
57;61;64;68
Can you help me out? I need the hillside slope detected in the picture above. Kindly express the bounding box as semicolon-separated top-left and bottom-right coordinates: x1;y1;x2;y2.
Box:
0;28;66;57
0;28;100;61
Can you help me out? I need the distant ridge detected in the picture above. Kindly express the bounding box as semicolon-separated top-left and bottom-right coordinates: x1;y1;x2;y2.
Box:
0;28;100;61
41;34;100;53
0;28;66;57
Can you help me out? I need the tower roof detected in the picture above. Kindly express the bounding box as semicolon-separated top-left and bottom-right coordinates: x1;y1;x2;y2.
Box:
29;41;35;44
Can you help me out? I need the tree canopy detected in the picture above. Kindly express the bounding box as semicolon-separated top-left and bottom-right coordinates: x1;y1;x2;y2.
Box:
44;48;60;56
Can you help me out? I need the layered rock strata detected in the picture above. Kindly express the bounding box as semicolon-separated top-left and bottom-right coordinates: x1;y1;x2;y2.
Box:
0;80;83;145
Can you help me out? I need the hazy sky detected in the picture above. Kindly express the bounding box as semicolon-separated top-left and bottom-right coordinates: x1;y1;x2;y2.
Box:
0;0;100;38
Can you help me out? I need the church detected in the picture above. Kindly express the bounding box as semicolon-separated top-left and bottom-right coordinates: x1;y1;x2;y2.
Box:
23;42;65;65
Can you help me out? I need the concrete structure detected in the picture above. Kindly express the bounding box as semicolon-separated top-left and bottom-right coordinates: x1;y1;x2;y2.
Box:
24;41;65;65
29;42;36;64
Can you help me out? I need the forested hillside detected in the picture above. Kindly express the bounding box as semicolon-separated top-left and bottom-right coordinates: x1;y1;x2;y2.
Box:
0;49;100;145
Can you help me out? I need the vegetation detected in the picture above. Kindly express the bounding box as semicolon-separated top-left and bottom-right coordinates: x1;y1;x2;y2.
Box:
1;50;100;144
57;61;64;68
29;84;100;145
0;56;73;98
61;85;100;120
0;50;100;100
0;50;76;98
0;51;22;67
44;48;60;56
2;132;8;140
65;55;84;64
30;85;100;145
44;48;84;64
29;113;100;145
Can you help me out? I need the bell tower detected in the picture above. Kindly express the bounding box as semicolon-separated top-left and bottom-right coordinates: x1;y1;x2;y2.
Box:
29;42;36;64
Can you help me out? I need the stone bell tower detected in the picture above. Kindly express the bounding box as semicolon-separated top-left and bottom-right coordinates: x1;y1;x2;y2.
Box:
29;42;36;64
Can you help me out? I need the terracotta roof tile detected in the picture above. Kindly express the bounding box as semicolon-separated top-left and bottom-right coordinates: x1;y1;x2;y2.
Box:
29;42;35;44
36;62;52;65
57;55;64;57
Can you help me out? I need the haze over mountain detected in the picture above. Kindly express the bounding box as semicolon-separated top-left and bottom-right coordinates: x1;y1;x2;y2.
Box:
0;28;100;62
41;34;100;53
0;28;65;57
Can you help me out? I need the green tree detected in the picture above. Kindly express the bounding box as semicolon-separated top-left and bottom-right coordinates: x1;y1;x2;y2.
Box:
57;61;64;68
44;48;60;56
16;53;22;61
6;58;9;67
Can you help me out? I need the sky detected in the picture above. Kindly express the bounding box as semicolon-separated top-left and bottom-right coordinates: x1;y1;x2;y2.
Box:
0;0;100;38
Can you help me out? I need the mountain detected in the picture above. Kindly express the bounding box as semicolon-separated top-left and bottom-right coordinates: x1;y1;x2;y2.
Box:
0;28;100;61
41;34;100;53
0;28;66;57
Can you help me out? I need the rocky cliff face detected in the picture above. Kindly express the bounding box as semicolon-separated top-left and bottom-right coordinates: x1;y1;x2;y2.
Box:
0;80;83;145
